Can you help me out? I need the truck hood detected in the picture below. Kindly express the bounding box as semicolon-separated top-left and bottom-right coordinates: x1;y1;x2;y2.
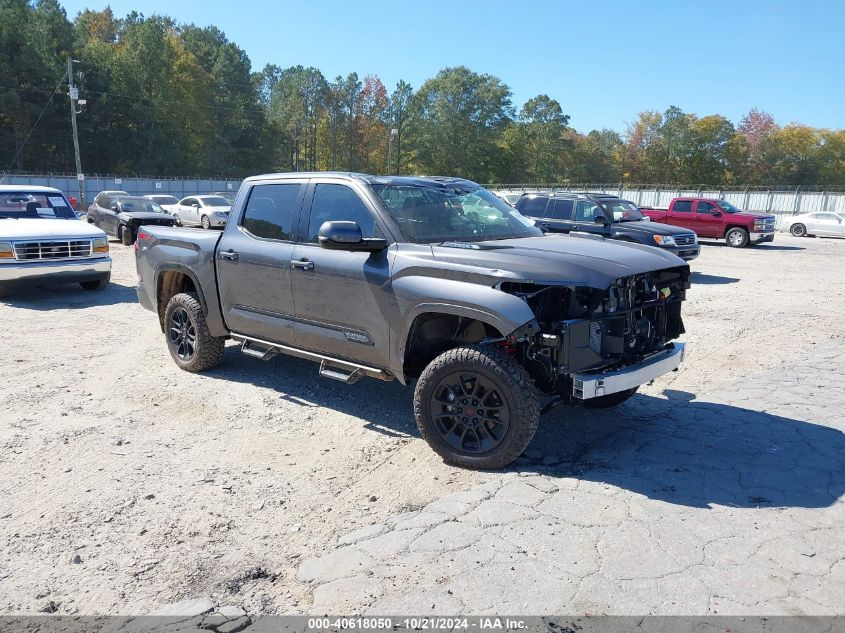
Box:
727;212;775;221
119;212;176;222
611;221;695;237
426;234;687;289
0;218;106;240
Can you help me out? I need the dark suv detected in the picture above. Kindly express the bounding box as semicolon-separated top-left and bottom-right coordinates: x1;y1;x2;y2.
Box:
516;192;700;261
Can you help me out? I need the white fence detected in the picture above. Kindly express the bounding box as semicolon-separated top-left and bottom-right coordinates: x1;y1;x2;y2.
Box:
490;185;845;229
0;172;243;205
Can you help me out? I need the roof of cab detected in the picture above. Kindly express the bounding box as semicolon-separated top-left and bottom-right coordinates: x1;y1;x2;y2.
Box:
243;172;481;189
0;184;63;193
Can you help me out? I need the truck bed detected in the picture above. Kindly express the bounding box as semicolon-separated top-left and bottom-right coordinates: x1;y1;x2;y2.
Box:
134;225;227;335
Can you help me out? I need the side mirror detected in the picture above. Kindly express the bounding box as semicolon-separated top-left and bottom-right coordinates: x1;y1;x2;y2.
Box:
594;215;610;226
109;203;119;211
711;210;722;217
318;221;386;252
191;203;200;208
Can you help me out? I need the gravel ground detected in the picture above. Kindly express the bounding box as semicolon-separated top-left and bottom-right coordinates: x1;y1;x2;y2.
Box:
0;233;843;616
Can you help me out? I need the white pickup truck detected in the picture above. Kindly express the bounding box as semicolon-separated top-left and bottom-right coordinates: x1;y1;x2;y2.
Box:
0;185;112;292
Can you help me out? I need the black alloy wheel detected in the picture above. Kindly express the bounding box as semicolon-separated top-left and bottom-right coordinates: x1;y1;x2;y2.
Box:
430;370;511;454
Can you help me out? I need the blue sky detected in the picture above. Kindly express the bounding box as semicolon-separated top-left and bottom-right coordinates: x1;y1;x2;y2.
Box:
59;0;843;133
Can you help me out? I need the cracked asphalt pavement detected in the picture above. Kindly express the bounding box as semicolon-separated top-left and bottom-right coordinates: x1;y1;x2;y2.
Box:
1;234;843;616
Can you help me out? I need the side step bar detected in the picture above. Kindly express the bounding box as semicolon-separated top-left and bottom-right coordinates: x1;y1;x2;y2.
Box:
319;360;363;384
230;333;394;383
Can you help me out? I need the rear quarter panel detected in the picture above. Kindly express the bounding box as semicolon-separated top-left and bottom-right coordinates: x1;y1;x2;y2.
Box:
135;227;228;337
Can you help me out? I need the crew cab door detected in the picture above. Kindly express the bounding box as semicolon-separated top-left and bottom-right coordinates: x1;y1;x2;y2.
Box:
216;181;305;345
693;201;723;237
289;179;392;367
667;199;697;231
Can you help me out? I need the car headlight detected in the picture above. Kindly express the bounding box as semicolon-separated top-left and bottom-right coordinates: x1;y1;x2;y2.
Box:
653;235;676;247
92;237;109;253
0;242;13;259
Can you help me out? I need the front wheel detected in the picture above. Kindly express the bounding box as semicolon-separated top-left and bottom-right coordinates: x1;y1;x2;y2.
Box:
790;223;807;237
414;345;540;469
201;215;211;229
120;225;134;246
163;292;225;372
726;227;749;248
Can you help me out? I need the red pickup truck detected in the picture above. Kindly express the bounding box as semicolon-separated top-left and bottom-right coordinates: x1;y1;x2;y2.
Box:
641;198;776;248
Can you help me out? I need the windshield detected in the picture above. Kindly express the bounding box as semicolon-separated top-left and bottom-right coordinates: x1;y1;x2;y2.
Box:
118;197;166;213
599;200;646;222
0;191;77;219
372;184;542;243
150;195;178;204
718;200;742;213
200;196;230;207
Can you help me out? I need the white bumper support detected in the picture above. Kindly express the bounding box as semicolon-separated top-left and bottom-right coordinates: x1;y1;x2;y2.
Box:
572;343;686;400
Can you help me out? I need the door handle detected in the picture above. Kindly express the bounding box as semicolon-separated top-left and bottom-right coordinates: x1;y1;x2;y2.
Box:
291;259;314;270
220;250;238;261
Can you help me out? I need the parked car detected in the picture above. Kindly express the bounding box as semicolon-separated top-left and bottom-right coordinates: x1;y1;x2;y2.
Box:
172;195;232;228
516;192;700;261
640;198;775;247
87;195;177;245
784;212;845;238
143;194;180;215
135;173;690;469
0;185;111;292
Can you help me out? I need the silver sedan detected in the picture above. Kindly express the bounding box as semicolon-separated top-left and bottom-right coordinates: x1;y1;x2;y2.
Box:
786;212;845;238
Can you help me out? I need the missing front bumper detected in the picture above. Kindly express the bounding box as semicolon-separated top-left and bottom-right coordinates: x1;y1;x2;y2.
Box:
572;342;686;399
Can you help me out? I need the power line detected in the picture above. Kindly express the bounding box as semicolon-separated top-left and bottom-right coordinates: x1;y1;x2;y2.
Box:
2;70;69;176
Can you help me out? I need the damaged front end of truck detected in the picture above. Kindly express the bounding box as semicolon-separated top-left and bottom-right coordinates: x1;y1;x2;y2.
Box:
499;265;690;408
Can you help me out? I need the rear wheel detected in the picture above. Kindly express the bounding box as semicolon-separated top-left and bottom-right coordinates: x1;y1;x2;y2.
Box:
163;292;225;372
582;387;638;409
414;345;540;469
790;223;807;237
120;225;134;246
726;227;749;248
201;215;211;229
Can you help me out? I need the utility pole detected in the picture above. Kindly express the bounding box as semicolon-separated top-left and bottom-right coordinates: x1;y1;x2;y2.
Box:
67;57;85;207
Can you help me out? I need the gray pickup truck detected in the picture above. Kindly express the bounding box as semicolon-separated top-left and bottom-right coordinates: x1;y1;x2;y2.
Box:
135;173;689;469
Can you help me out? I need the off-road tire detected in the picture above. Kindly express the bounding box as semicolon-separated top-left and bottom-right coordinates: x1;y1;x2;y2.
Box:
79;276;110;291
163;292;224;372
120;225;134;246
414;345;540;469
726;227;749;248
790;223;807;237
201;215;211;229
582;386;639;409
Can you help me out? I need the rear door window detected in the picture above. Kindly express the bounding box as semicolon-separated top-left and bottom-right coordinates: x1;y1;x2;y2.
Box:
550;199;575;220
673;200;693;213
241;184;303;241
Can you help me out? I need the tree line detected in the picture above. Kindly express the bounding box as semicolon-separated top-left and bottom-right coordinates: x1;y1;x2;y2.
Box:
2;1;843;186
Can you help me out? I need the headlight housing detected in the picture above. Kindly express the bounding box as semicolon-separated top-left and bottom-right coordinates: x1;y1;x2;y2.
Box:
653;235;676;247
92;237;109;253
0;242;13;259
